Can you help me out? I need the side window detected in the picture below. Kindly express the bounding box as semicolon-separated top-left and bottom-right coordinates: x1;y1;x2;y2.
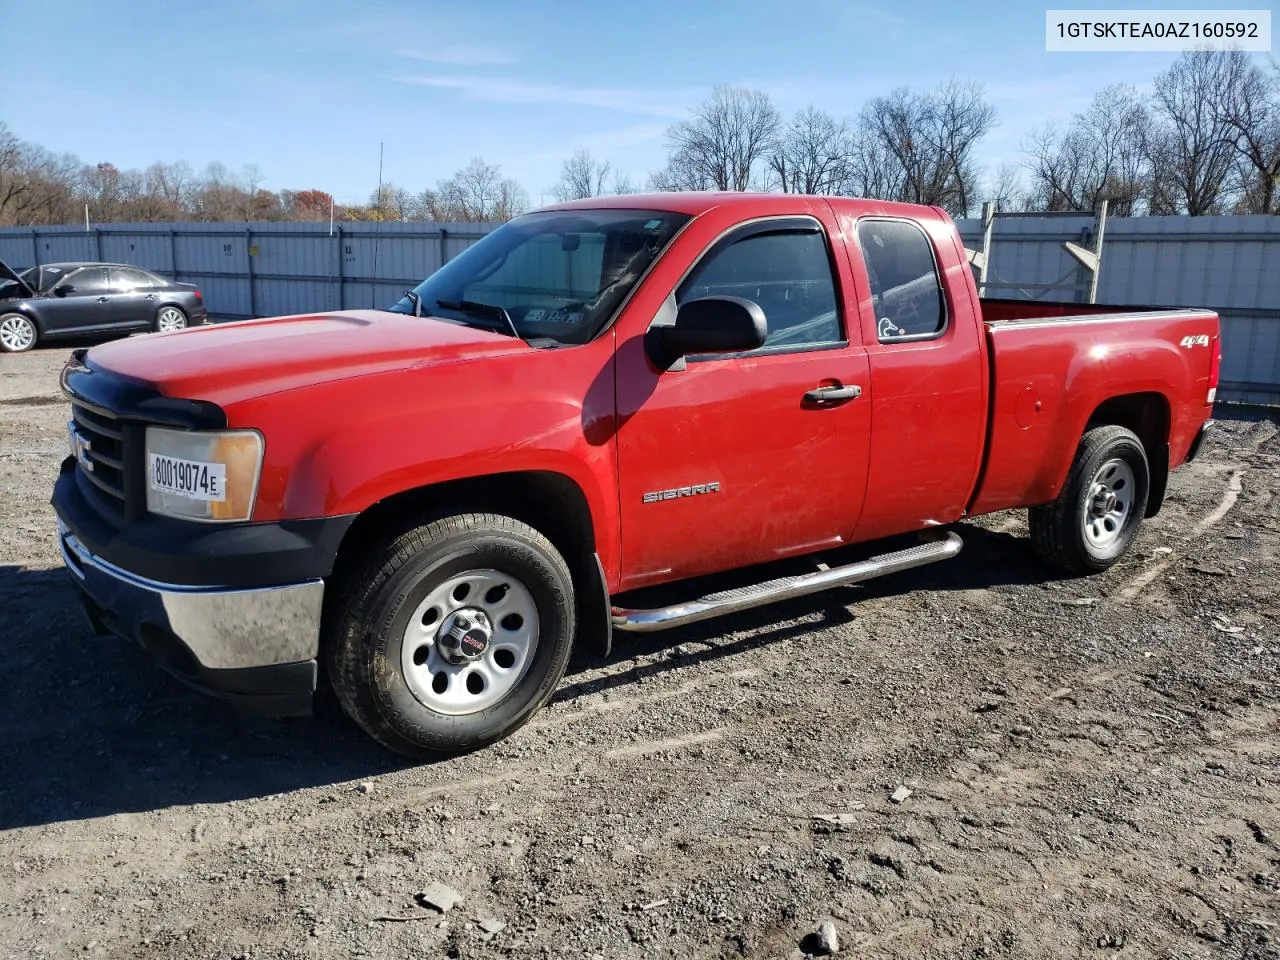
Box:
64;267;109;296
857;219;945;341
678;228;841;352
110;267;156;291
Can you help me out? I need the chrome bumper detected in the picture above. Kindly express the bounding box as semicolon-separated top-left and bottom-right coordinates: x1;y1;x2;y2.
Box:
58;522;324;672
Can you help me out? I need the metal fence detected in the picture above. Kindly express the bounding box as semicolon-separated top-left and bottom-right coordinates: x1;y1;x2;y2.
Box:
953;212;1280;404
0;221;500;324
3;213;1280;402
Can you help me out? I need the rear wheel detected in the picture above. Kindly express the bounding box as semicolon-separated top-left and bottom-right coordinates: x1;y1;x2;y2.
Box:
325;513;575;758
154;305;187;332
1030;425;1150;575
0;313;37;353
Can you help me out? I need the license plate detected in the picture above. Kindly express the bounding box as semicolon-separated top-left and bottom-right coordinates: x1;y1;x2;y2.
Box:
148;453;226;502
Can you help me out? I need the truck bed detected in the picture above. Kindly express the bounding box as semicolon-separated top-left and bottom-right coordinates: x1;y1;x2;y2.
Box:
967;298;1220;517
980;296;1168;324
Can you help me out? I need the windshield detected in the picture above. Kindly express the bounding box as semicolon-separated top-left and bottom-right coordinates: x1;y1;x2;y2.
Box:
20;266;66;293
389;208;691;345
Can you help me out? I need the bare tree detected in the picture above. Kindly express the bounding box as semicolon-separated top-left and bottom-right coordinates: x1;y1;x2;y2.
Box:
609;171;638;195
844;121;905;200
368;182;413;221
646;148;716;192
769;107;853;194
240;164;266;220
663;85;781;191
984;162;1027;212
1148;49;1246;215
1214;51;1280;213
433;158;528;221
862;79;995;215
551;148;612;201
190;162;247;221
141;161;194;220
1023;85;1151;215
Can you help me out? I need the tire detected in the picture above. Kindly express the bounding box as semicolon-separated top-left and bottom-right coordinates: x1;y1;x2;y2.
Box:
325;513;575;758
0;313;37;353
1030;425;1150;575
154;305;188;333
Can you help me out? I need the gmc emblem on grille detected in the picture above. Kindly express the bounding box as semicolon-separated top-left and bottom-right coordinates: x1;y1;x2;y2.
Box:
67;422;93;473
642;481;720;504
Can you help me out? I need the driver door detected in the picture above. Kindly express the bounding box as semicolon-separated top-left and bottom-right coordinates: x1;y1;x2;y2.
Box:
614;214;872;590
39;266;113;335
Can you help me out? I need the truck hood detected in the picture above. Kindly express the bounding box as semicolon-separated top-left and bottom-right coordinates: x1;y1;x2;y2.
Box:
85;309;529;407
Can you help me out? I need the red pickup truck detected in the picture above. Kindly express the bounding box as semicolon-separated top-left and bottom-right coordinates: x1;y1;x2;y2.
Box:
52;193;1220;757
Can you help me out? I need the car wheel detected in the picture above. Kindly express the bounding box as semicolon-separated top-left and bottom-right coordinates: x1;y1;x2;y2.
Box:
325;513;575;758
1029;425;1150;575
0;313;37;353
154;306;188;333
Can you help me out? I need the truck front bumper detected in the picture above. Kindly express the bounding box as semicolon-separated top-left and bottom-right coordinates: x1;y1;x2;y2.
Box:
58;520;324;716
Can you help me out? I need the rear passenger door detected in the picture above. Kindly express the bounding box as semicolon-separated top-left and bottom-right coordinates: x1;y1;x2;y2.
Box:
843;216;988;542
108;267;160;327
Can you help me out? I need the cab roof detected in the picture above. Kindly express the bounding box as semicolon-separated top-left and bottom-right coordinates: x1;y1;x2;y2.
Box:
539;191;952;224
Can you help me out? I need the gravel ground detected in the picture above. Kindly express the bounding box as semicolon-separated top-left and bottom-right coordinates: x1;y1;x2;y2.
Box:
1;345;1277;960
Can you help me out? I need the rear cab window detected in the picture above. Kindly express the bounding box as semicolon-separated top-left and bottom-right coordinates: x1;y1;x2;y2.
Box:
856;219;946;343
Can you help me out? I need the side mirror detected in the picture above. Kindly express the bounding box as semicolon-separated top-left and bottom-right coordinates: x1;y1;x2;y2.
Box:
54;284;74;297
646;296;767;369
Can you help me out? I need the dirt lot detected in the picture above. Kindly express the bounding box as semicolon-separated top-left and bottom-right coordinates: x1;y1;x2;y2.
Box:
1;345;1277;960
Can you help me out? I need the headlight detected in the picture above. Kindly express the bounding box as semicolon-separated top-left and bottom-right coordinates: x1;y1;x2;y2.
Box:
144;426;264;522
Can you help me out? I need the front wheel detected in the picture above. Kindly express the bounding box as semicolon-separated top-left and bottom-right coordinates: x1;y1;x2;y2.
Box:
0;313;37;352
325;513;575;758
1030;425;1150;575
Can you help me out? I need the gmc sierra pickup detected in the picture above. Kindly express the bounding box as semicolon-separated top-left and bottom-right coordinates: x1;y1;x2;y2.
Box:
51;192;1220;757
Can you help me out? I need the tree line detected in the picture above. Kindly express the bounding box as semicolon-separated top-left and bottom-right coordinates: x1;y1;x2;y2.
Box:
1;48;1276;228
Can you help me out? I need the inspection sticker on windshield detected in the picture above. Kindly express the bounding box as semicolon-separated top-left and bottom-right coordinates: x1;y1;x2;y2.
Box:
148;453;226;502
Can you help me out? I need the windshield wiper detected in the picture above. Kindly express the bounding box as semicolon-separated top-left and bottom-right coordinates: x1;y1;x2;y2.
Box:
434;298;521;339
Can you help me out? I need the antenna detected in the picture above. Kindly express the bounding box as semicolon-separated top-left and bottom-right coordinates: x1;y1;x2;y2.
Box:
371;142;384;309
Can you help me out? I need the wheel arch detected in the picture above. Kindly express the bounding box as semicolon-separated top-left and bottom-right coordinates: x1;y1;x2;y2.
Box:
325;470;613;660
1085;391;1170;517
1;304;43;330
154;301;189;322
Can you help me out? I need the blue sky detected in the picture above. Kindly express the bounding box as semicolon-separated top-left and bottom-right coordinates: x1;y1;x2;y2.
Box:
2;0;1271;204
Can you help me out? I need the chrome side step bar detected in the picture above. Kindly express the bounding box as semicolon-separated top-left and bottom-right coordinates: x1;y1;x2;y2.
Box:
611;531;963;633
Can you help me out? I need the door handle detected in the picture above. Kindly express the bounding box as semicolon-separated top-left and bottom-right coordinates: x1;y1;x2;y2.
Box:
804;384;862;404
144;294;157;300
96;296;110;302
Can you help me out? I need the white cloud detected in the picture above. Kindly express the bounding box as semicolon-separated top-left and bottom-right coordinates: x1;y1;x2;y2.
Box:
395;46;516;67
388;72;697;118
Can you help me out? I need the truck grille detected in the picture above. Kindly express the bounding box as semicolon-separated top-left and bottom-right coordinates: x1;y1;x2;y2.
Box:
71;402;128;521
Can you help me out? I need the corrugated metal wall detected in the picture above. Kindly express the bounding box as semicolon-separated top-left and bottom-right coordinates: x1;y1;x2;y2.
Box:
3;214;1279;402
954;213;1280;404
0;221;498;326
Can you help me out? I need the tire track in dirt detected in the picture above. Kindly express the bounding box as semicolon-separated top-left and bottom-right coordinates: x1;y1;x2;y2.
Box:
1117;469;1245;602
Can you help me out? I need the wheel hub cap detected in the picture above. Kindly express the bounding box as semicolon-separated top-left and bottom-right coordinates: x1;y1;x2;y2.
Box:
1089;488;1118;517
1;317;33;350
399;569;540;717
1082;458;1135;549
437;608;492;663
